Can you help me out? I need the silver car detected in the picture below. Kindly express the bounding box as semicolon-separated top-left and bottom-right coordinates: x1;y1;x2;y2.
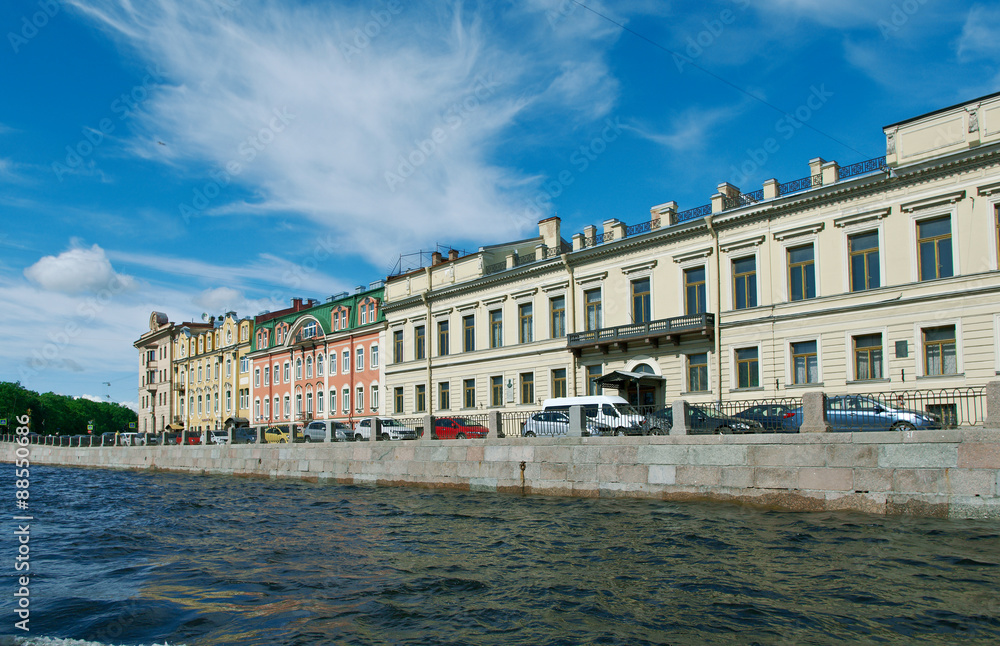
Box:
521;411;609;437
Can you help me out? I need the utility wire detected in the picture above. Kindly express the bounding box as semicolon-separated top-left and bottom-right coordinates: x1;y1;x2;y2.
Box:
570;1;874;160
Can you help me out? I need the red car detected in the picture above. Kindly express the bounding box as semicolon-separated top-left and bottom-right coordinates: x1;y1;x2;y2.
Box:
432;417;490;440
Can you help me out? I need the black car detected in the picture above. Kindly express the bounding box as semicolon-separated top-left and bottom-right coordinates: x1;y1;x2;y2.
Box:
645;406;764;434
231;427;258;444
733;403;798;432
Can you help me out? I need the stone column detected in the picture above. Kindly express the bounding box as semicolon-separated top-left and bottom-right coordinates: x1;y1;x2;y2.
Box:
568;405;584;437
985;381;1000;429
370;417;380;442
670;400;688;435
256;427;263;444
799;391;830;433
572;233;585;251
487;410;501;439
422;414;435;441
650;201;677;227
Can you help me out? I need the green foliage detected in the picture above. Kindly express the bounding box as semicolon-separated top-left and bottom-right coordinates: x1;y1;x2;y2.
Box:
0;381;137;436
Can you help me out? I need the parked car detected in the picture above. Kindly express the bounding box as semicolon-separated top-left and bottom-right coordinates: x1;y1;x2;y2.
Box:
543;395;646;435
433;417;489;440
144;433;160;445
120;432;145;446
231;427;257;444
302;420;350;442
162;431;202;445
733;403;799;432
645;407;764;434
781;395;943;432
263;426;290;443
353;417;419;441
209;429;229;445
521;411;610;437
100;432;119;446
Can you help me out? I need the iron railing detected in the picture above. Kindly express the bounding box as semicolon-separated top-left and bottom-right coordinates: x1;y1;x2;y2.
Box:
626;218;660;236
484;261;507;275
676;204;711;223
723;189;765;211
500;410;537;438
778;174;822;197
839;156;887;180
567;313;714;348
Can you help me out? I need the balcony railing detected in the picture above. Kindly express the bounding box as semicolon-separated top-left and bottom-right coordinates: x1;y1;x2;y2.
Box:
676;204;711;223
722;189;764;211
567;313;714;350
839;155;887;180
778;174;822;197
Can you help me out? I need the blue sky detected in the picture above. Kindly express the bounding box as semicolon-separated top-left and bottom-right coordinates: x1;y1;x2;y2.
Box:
1;0;998;408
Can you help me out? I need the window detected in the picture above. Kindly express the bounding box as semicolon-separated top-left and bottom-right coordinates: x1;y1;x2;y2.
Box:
788;245;816;301
317;390;324;413
254;399;260;420
263;365;270;386
317;354;324;376
463;315;475;352
226;389;232;412
283;362;290;383
791;341;819;384
370;344;379;369
632;278;651;324
490;310;503;348
853;333;883;381
518;303;533;344
361;306;368;325
306;356;313;378
393;330;403;363
585;289;601;331
214;362;220;380
342;387;350;413
226;358;232;378
463;379;475;409
197;365;202;382
283;395;290;417
923;325;957;376
415;325;426;360
273;397;278;419
197;395;203;414
303;321;317;339
240;357;249;374
254;368;260;387
394;387;403;414
586;365;602;396
520;372;534;405
415;384;426;412
356;386;363;412
342;350;349;373
356;347;364;371
849;231;880;291
263;398;270;419
295;358;302;380
273;363;279;383
735;348;759;389
240;389;248;410
438;321;449;356
490;376;503;406
329;390;336;414
688;353;708;392
733;256;757;309
917;216;953;281
439;382;450;410
552;368;567;398
550;296;565;338
684;267;706;315
370;385;378;411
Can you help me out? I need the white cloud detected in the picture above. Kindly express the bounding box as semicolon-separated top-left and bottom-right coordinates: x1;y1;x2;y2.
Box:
64;0;622;260
24;243;137;294
957;5;1000;60
78;394;104;403
626;99;754;152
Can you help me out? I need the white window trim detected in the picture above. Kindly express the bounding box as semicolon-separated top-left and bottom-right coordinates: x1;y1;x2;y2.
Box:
843;326;890;382
779;234;821;303
785;335;823;387
370;344;379;369
839;222;886;295
728;343;763;391
725;248;761;312
676;258;711;316
908;205;960;283
914;318;964;378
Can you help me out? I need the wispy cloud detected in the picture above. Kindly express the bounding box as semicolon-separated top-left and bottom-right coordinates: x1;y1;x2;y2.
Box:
63;0;622;261
957;4;1000;60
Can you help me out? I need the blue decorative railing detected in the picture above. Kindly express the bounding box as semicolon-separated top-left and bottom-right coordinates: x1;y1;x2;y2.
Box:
723;189;765;211
625;218;660;236
778;174;822;197
839;156;887;180
676;204;712;223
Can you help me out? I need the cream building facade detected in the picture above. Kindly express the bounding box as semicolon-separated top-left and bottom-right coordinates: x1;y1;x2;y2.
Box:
383;93;1000;416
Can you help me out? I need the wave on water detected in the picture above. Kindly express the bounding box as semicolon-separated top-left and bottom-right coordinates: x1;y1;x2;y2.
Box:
1;638;185;646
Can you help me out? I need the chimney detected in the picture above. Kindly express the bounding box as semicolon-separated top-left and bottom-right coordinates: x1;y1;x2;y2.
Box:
307;299;318;307
292;297;303;310
447;249;459;261
431;251;443;265
538;216;561;251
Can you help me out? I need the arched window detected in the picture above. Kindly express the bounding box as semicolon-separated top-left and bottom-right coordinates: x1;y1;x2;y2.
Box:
306;356;313;379
295;358;302;380
317;354;325;376
305;391;313;414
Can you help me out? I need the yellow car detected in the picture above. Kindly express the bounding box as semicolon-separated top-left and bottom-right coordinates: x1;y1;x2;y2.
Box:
263;427;289;443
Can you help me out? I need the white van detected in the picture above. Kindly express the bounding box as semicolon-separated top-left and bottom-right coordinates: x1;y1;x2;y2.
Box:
542;395;646;435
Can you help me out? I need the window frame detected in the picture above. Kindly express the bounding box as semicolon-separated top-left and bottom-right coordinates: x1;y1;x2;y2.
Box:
518;302;534;344
846;229;882;293
916;320;962;378
490;376;504;407
463;378;475;409
520;371;534;405
551;368;567;399
415;384;426;413
916;214;954;282
683;266;707;316
846;328;888;382
550;295;566;339
584;288;602;331
686;352;709;393
392;329;403;363
631;277;651;324
438;381;450;411
489;310;503;349
438;320;450;356
787;243;816;302
787;338;821;386
462;314;475;352
732;345;760;390
731;255;758;310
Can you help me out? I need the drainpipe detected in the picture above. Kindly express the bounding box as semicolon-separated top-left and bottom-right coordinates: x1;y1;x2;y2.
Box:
562;255;577;396
705;215;722;407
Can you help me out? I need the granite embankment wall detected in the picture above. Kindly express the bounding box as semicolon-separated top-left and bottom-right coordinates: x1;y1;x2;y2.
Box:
5;429;1000;518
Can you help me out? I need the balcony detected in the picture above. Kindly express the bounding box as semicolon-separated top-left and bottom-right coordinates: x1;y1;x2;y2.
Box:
567;313;714;356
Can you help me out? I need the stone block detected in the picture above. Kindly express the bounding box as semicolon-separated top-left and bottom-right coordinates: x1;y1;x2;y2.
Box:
535;446;572;464
799;391;830;433
892;469;946;494
484;445;510;462
567;463;597;483
676;465;722;486
596;463;617;482
825;444;878;468
469;477;498;492
648;465;676;485
636;445;689;464
798;468;853;491
753;467;799;489
957;443;1000;469
616;464;649;485
540;462;569;481
687;445;747;466
749;444;826;467
945;469;996;496
880;444;958;468
853;468;893;492
720;466;754;488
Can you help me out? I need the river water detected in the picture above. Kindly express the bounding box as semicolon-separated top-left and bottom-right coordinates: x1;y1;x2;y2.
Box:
2;464;999;645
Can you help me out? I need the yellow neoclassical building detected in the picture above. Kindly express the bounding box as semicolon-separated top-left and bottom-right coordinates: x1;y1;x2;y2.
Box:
171;313;254;433
383;92;1000;415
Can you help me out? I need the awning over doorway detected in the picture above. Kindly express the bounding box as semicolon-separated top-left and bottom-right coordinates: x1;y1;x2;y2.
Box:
165;423;185;430
594;370;665;389
224;417;250;429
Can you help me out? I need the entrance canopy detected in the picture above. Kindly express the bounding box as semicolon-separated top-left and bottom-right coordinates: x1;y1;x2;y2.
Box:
224;417;250;429
595;370;665;389
165;423;185;430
